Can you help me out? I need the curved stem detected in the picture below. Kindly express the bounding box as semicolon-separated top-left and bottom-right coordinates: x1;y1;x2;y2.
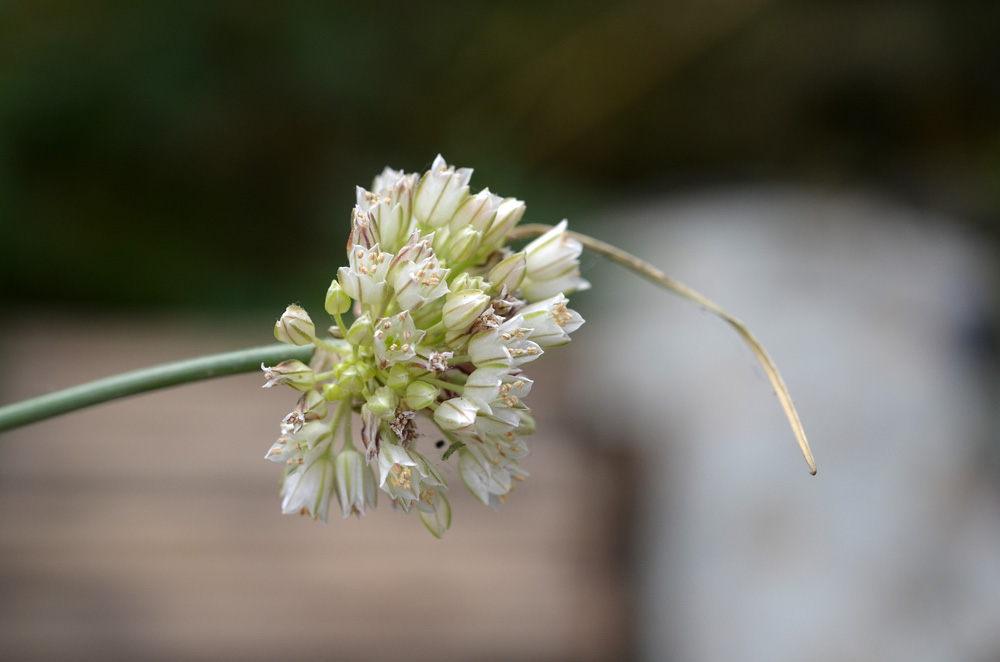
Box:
0;343;314;434
508;223;817;475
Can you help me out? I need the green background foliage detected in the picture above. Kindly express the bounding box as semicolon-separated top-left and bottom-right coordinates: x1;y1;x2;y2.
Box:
2;0;998;311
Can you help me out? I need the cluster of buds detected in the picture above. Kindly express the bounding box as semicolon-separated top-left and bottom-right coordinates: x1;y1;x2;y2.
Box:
263;155;588;537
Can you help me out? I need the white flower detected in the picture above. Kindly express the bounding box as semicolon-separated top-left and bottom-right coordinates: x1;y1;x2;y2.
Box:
377;444;448;513
280;389;327;434
373;311;425;369
473;404;522;437
520;220;590;301
337;244;393;306
418;492;451;538
462;366;505;414
518;293;585;347
391;252;450;311
335;442;378;518
457;435;528;510
281;445;336;522
265;420;331;464
413;155;473;228
468;316;543;368
352;169;416;254
261;360;315;391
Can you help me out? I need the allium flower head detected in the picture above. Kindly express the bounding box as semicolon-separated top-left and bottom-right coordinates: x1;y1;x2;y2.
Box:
263;155;585;536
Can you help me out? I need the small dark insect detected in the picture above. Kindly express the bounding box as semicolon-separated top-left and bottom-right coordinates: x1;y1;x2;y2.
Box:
435;440;445;448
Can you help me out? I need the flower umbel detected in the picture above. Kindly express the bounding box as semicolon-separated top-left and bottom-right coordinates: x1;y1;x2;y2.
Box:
263;155;585;536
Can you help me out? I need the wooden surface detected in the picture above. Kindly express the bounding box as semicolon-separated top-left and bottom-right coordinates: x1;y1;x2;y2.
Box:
0;315;635;661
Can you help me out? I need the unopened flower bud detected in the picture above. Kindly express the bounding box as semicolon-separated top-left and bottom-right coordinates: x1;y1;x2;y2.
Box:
433;396;478;431
386;363;411;391
449;272;480;293
516;410;536;436
325;280;351;315
442;289;491;334
431;226;451;258
322;382;344;401
274;305;316;346
346;312;374;346
405;380;439;410
261;360;315;391
354;360;375;381
450;188;501;233
338;365;364;395
521;219;590;301
488;251;526;294
366;386;397;420
413;155;473;228
483;198;525;250
445;226;482;264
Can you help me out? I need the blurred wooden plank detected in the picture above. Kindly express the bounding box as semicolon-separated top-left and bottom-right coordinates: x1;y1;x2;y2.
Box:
0;314;634;661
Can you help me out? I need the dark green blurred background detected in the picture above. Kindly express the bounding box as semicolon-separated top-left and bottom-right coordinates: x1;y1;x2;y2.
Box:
2;0;998;314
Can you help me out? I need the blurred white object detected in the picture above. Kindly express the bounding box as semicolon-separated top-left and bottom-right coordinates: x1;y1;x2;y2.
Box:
574;187;1000;662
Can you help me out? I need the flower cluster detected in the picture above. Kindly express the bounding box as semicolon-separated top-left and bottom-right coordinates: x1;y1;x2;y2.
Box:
263;155;587;537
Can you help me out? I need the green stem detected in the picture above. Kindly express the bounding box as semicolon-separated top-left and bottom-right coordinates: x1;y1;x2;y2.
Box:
342;397;353;448
508;223;817;475
422;376;463;393
0;343;314;434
